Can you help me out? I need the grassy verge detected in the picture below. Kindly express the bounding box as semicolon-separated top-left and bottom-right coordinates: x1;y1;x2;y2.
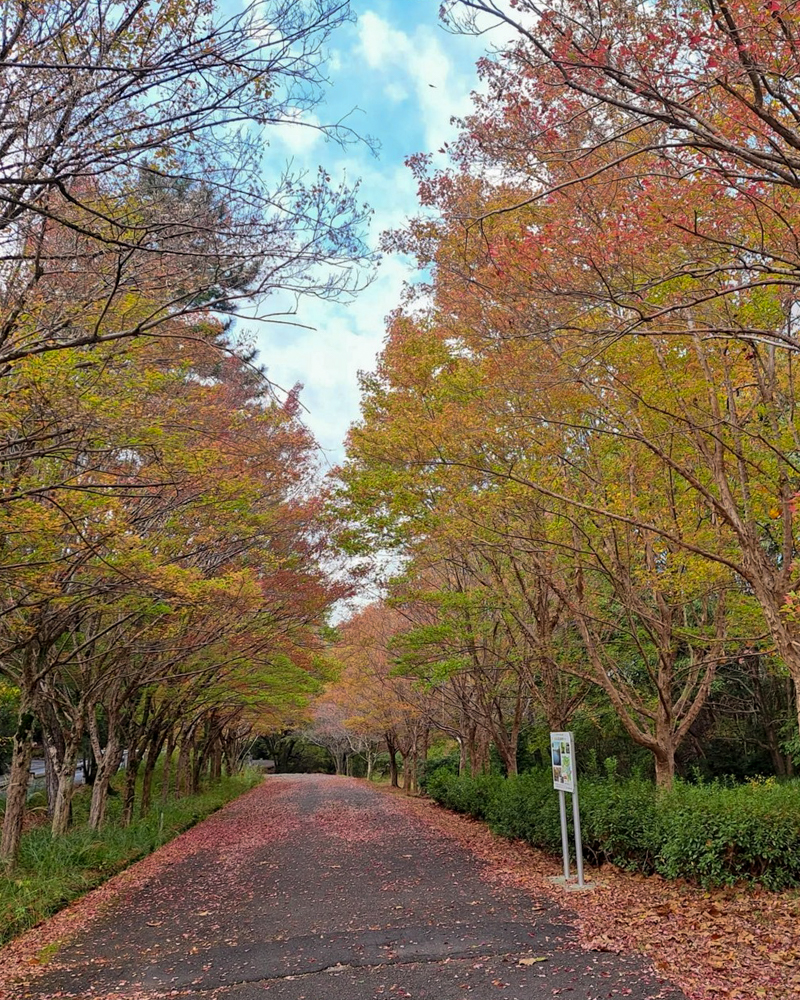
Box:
0;768;261;945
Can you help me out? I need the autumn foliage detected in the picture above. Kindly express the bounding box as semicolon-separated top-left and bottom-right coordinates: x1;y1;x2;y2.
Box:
331;0;800;794
0;0;366;867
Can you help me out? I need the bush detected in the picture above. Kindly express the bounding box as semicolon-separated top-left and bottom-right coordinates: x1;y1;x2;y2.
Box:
484;771;561;851
579;776;660;872
657;778;800;889
418;751;461;791
426;770;504;819
427;769;800;889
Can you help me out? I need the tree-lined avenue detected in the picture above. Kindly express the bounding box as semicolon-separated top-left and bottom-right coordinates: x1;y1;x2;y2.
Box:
10;776;684;1000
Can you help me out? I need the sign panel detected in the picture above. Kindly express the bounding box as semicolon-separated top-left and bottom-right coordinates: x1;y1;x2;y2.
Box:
550;731;575;793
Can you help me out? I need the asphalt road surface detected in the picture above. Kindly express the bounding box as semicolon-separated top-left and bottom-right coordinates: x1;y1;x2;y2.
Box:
16;775;685;1000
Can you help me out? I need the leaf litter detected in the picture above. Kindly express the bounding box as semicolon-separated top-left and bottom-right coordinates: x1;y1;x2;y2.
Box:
2;778;797;1000
390;791;800;1000
0;780;300;998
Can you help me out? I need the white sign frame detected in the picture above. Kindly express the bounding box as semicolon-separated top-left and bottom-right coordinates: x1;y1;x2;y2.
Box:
550;731;575;793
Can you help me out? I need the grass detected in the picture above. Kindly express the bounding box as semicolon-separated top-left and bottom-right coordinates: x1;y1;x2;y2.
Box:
0;766;262;945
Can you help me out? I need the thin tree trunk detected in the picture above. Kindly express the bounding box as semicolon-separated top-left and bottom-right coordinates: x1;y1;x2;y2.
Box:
211;743;222;781
0;710;36;864
140;745;160;818
41;722;65;820
160;733;175;806
457;736;467;777
386;734;399;787
191;745;205;794
402;750;417;794
88;738;123;830
121;754;140;828
176;733;192;797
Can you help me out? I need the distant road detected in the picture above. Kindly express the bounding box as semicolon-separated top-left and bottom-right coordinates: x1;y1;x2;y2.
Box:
0;759;85;792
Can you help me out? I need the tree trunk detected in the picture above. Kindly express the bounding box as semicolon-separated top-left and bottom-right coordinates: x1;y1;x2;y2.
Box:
121;754;140;827
50;742;81;837
211;743;222;781
176;734;192;797
41;721;65;819
386;734;399;787
493;720;519;777
471;727;490;777
191;744;205;795
0;711;35;864
499;741;518;777
140;744;160;818
654;746;675;790
43;749;57;818
161;733;175;805
420;728;429;767
39;697;72;820
457;736;467;777
88;738;124;830
402;750;417;794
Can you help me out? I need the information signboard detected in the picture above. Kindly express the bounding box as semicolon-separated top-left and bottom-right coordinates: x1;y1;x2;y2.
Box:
550;731;575;793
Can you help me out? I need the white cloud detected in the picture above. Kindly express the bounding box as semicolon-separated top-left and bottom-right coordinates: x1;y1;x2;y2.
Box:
252;249;413;466
269;108;323;155
356;12;475;153
239;8;497;467
384;82;409;103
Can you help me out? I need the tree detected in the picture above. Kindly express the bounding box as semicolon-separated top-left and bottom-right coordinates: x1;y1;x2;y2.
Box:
0;312;346;858
0;1;371;367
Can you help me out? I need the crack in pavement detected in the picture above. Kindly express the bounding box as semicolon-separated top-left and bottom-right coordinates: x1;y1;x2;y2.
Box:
163;951;554;996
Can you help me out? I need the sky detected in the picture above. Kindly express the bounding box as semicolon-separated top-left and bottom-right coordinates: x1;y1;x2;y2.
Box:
237;1;504;468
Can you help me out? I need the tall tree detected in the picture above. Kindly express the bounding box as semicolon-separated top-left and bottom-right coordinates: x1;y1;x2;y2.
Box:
0;1;371;367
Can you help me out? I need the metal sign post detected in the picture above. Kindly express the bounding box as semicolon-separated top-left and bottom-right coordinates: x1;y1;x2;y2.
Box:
558;788;570;880
550;731;586;889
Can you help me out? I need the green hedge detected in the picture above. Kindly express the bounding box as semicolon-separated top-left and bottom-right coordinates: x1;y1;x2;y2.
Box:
426;770;800;889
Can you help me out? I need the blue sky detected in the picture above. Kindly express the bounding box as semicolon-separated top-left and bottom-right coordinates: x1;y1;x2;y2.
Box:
236;1;503;466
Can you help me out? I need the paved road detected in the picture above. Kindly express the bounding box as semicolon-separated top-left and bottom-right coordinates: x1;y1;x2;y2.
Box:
16;776;684;1000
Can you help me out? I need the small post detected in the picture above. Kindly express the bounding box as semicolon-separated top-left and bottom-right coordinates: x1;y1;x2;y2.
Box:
572;783;585;888
558;789;570;880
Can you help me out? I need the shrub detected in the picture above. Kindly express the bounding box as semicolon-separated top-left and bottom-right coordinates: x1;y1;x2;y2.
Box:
484;772;562;852
427;769;800;889
579;777;660;872
418;751;461;791
426;771;503;819
656;779;800;889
